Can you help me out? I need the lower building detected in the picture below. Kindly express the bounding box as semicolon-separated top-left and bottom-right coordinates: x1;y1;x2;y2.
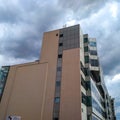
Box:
0;25;115;120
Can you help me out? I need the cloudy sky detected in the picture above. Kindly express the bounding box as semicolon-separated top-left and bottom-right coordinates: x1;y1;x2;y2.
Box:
0;0;120;119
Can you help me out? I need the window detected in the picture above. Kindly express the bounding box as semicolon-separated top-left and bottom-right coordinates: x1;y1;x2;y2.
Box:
59;43;63;46
59;34;63;37
84;46;88;52
90;50;97;55
53;118;59;120
90;59;99;66
55;97;60;103
87;96;92;106
84;38;88;43
58;54;62;58
81;76;86;89
89;42;96;47
0;66;10;101
56;81;60;87
82;93;87;105
56;33;58;36
86;81;91;90
85;56;89;63
57;67;61;71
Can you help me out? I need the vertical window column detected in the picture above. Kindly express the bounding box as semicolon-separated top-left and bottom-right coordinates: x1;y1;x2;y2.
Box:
0;66;9;101
53;33;63;120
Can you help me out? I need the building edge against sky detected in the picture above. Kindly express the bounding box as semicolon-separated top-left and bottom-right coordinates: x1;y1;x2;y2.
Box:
0;24;116;120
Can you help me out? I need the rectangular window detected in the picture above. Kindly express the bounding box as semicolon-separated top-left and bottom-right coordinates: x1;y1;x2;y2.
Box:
59;34;63;37
56;81;60;87
58;54;62;58
89;42;96;47
90;59;99;66
53;118;59;120
59;43;63;46
55;97;60;103
81;76;86;89
82;93;87;105
0;66;10;101
84;38;88;43
84;46;88;52
85;56;89;63
90;50;97;55
87;96;92;106
57;67;62;71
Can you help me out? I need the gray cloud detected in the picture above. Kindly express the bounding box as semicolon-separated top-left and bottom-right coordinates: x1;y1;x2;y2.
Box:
58;0;108;19
78;1;120;77
0;0;68;62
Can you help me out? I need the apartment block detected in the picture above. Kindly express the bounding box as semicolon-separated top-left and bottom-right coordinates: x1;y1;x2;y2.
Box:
0;25;116;120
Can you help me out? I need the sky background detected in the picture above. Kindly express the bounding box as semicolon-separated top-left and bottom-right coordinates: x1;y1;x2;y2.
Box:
0;0;120;119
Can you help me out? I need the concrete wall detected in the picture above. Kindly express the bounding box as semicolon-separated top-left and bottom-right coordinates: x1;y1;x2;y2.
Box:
40;30;59;120
0;30;59;120
60;48;81;120
0;63;48;120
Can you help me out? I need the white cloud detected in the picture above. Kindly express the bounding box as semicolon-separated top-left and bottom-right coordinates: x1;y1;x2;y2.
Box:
0;54;36;67
109;2;118;18
112;74;120;83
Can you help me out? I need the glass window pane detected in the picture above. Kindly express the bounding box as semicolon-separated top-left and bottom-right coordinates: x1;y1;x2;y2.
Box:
55;97;60;103
84;38;88;43
85;56;89;63
90;42;96;47
84;46;88;52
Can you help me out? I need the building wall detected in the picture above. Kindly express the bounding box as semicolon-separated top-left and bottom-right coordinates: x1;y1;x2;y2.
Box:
0;30;59;120
60;48;81;120
40;30;59;120
0;63;48;120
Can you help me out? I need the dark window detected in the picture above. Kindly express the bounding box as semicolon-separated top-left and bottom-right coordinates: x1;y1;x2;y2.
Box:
81;76;86;89
0;66;10;101
84;38;88;43
82;93;86;105
57;67;61;71
58;54;62;58
84;46;88;52
90;50;97;55
87;96;92;106
55;97;60;103
53;118;59;120
59;43;63;46
85;56;89;63
90;59;99;66
59;34;63;37
56;33;58;36
86;81;91;90
56;81;60;87
82;93;92;106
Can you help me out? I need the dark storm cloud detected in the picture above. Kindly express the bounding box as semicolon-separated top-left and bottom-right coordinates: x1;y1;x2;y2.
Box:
0;0;67;60
58;0;108;19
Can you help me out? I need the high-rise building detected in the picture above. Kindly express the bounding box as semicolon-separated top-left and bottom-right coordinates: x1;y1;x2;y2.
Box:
0;25;116;120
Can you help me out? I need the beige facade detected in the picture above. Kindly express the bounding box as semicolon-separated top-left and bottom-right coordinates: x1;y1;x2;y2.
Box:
0;62;48;120
0;27;82;120
60;48;81;120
